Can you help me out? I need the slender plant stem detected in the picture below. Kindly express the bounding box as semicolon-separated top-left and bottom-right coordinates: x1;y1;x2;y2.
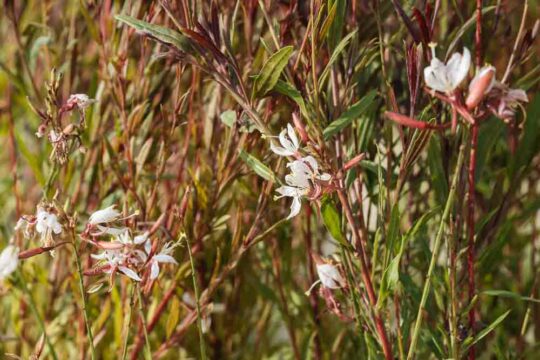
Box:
121;285;136;360
136;285;152;360
185;234;207;360
467;123;479;360
71;238;96;360
336;189;393;360
407;141;466;360
17;268;59;360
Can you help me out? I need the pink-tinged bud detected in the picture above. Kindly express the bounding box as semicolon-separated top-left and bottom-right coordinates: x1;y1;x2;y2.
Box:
292;112;309;142
343;153;366;172
18;242;69;259
466;66;496;110
384;111;447;130
84;265;112;276
96;241;125;250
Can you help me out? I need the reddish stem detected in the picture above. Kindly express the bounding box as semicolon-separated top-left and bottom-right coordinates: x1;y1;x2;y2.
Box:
467;124;479;360
336;190;393;360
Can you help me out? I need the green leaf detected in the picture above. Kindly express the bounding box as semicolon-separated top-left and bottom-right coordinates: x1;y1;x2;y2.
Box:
320;196;350;248
253;46;294;97
220;110;237;128
511;94;540;176
463;310;511;350
482;290;540;303
319;29;357;88
115;14;192;52
238;150;277;182
323;90;377;140
274;80;309;119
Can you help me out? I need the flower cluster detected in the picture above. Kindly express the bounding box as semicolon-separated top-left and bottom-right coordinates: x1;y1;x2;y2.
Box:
424;45;528;123
84;205;178;286
270;125;332;219
15;206;63;248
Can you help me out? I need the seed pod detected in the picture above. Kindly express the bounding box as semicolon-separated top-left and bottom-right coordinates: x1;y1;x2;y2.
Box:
466;66;495;110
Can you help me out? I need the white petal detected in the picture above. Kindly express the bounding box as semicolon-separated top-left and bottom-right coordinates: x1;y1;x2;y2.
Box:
424;62;449;93
302;156;319;174
134;232;149;245
275;185;301;198
150;261;160;280
153;254;178;264
287;197;302;219
96;225;128;236
278;129;296;153
0;246;19;279
317;173;332;181
316;263;345;289
118;266;142;281
52;221;62;235
285;172;310;189
447;48;471;90
91;252;108;260
35;221;46;234
286;123;299;150
270;142;294;156
89;206;120;225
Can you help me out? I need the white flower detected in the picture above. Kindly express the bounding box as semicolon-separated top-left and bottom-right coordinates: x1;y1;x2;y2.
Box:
91;250;142;281
68;94;96;110
89;206;121;225
316;263;345;289
424;46;471;93
0;245;19;280
270;124;300;156
275;156;331;219
148;242;177;280
36;208;62;238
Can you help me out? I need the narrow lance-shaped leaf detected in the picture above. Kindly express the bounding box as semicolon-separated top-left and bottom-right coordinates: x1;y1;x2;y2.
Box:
238;150;277;183
320;196;351;249
115;14;192;53
323;90;377;140
253;46;294;97
462;310;511;350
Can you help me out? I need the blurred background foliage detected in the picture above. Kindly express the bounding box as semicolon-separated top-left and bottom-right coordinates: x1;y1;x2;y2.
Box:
0;0;539;359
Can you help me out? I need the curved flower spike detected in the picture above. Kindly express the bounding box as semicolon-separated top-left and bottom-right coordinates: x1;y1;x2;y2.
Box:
270;124;300;157
424;47;471;93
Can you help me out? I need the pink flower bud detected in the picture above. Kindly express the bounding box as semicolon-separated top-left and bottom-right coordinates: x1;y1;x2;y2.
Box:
292;112;309;142
466;66;495;110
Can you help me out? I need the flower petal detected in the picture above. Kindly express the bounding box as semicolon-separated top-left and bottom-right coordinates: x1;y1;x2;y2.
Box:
287;196;302;219
447;48;471;90
150;261;160;280
153;254;178;264
270;142;294;156
287;123;299;150
118;266;142;281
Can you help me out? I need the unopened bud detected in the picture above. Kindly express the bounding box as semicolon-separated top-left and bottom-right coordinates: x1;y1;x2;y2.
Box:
63;124;75;135
292;112;309;142
343;153;366;172
466;65;496;110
